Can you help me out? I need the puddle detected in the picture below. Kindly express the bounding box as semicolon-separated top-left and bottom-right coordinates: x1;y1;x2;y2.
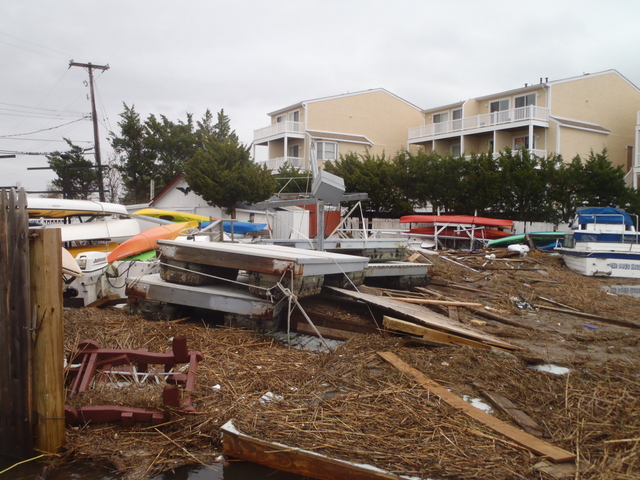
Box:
528;364;571;375
268;331;343;352
0;456;307;480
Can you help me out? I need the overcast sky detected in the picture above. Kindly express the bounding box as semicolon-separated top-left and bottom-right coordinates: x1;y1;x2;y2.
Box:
2;0;640;195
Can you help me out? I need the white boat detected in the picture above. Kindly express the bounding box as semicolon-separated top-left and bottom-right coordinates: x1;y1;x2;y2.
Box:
555;207;640;278
27;197;141;254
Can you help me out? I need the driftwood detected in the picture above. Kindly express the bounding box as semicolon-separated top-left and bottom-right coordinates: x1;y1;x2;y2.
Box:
536;304;640;330
377;351;576;463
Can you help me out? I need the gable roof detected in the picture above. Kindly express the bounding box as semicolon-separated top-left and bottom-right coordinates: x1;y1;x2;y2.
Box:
268;88;422;116
150;173;186;204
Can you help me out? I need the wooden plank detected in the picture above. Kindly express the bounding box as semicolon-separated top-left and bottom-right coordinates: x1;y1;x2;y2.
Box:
295;323;363;341
377;351;576;463
535;304;640;329
479;390;547;437
389;298;483;307
221;420;408;480
383;316;492;351
31;227;65;453
448;306;459;322
533;460;577;478
325;286;521;351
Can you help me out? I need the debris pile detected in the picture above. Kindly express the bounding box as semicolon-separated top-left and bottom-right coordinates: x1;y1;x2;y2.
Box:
57;247;640;479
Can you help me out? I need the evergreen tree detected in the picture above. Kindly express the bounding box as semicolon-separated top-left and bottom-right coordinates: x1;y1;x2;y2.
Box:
184;111;276;218
109;104;156;204
144;113;197;187
46;138;98;199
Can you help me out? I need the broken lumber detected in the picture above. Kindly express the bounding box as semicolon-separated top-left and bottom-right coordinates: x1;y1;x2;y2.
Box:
325;286;522;351
385;298;483;308
478;390;547;437
536;305;640;330
221;420;409;480
377;351;576;463
383;316;492;350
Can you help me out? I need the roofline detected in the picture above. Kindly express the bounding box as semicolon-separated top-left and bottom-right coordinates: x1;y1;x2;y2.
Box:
306;129;374;146
421;100;465;115
267;88;422;116
547;69;640;92
549;115;611;134
151;173;185;204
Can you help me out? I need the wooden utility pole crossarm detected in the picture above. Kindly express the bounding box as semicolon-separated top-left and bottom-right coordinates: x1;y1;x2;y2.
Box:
69;61;110;202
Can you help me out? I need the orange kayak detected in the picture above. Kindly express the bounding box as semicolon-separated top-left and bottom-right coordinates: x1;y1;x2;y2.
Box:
107;221;198;263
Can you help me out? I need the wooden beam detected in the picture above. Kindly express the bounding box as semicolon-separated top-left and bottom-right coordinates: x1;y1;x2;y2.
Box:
295;323;364;341
31;228;65;453
377;351;576;463
478;390;547;437
388;298;483;307
221;420;409;480
383;316;492;351
326;286;521;351
535;305;640;330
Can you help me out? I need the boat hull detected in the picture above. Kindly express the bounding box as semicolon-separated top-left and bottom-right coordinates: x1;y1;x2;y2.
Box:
556;243;640;278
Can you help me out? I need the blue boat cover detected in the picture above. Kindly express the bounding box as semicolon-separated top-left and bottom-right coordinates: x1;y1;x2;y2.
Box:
576;207;634;226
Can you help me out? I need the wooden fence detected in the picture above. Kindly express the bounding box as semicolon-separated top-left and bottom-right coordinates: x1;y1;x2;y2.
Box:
0;188;64;460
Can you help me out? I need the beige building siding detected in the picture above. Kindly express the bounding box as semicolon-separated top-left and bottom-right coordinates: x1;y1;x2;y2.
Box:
255;89;422;172
409;70;640;170
550;71;640;167
306;90;423;156
557;127;610;162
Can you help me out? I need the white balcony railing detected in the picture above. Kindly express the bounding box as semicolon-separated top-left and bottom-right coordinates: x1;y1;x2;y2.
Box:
254;121;305;143
409;105;549;141
258;156;305;173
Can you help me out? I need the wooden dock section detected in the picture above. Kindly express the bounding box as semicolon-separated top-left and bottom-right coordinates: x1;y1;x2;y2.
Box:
156;240;370;297
126;273;285;321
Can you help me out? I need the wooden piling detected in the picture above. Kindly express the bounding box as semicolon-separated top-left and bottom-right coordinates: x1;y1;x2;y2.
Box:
30;227;65;453
0;188;32;458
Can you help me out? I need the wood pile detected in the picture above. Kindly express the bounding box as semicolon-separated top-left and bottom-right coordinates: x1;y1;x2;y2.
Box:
55;247;640;479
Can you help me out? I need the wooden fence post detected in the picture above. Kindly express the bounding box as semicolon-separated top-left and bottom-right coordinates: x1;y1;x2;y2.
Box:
30;227;65;453
0;188;32;458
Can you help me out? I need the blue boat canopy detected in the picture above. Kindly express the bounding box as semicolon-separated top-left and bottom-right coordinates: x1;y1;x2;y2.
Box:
576;207;634;226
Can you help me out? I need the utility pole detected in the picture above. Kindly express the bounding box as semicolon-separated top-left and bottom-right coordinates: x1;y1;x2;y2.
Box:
69;61;109;202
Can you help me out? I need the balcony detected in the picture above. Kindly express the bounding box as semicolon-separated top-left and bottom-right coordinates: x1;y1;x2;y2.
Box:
409;105;550;143
258;156;305;173
254;121;305;145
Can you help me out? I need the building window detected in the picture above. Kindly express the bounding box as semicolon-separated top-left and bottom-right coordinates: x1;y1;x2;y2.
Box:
451;144;461;157
433;112;448;123
288;110;300;122
514;135;535;150
276;115;284;123
452;109;462;130
515;93;536;108
316;141;337;161
288;145;300;157
490;99;509;112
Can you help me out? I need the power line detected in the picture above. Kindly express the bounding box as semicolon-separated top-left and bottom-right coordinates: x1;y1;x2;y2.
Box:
0;118;87;138
0;31;78;61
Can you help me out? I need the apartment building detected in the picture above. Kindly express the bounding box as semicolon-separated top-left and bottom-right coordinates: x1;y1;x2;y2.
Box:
408;70;640;174
252;89;423;172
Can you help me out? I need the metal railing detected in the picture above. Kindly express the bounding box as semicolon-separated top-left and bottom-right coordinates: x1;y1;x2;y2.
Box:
254;121;305;143
409;105;549;141
258;156;305;172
